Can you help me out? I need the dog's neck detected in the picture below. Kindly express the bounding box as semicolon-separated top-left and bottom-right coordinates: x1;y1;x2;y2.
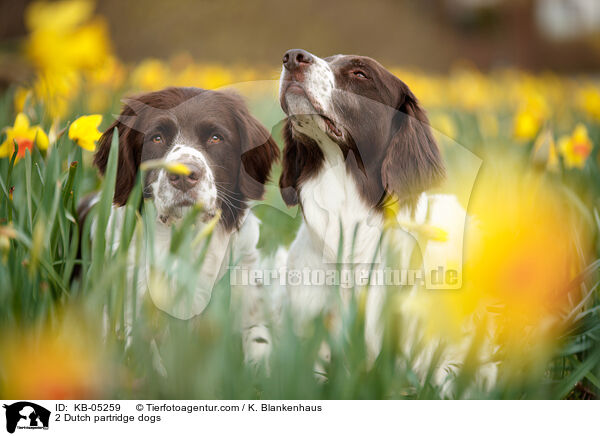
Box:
296;129;429;264
297;133;381;263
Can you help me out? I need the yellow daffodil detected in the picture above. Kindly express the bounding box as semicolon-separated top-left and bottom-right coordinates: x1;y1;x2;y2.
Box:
68;114;102;151
26;19;111;74
0;113;49;160
24;0;113;121
513;109;541;141
558;124;593;169
513;92;550;141
25;0;111;75
34;70;81;120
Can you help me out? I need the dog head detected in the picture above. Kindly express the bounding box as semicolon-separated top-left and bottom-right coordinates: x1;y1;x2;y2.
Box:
94;87;279;230
279;49;445;208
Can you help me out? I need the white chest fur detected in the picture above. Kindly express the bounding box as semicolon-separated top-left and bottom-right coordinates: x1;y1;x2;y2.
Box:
299;137;383;264
103;206;260;320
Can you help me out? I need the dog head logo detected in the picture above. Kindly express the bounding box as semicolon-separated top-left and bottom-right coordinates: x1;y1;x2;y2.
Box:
2;402;50;434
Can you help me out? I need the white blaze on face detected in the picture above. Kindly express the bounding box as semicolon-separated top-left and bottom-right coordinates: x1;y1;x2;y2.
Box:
281;54;336;132
151;141;218;220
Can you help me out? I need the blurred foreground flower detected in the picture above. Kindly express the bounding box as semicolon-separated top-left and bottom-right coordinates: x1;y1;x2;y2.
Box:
140;159;191;175
68;114;102;151
0;318;109;399
558;124;593;169
0;113;49;159
402;165;590;368
464;170;588;346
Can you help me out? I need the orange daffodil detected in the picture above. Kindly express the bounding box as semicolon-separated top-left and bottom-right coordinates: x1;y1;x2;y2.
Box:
558;124;593;169
0;113;49;160
68;114;102;151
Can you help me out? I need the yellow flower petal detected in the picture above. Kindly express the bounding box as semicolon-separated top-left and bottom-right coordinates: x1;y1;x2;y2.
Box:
76;138;96;151
12;113;31;134
164;162;191;175
558;124;593;169
396;220;449;242
140;160;191;175
69;114;102;152
417;224;449;242
33;126;49;150
0;140;12;158
0;113;50;160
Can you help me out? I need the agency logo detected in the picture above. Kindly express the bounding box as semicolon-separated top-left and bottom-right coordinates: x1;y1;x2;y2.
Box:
2;402;50;434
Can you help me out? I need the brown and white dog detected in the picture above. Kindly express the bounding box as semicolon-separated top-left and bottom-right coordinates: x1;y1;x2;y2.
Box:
278;50;492;388
90;87;279;363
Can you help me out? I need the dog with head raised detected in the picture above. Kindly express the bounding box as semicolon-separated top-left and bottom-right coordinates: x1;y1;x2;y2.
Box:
278;50;491;389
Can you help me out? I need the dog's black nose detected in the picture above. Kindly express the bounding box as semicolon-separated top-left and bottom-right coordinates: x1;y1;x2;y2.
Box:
283;49;314;71
168;162;204;192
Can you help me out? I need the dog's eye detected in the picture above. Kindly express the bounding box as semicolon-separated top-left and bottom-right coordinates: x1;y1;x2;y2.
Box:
353;70;368;79
151;134;163;144
207;134;223;144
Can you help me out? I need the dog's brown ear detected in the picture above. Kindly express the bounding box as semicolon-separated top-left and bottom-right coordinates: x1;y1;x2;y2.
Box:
279;120;301;207
236;107;280;201
381;88;445;204
279;120;324;207
93;101;144;206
